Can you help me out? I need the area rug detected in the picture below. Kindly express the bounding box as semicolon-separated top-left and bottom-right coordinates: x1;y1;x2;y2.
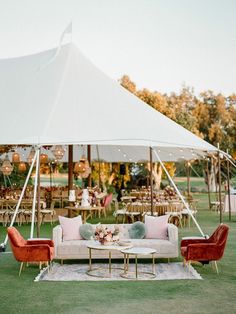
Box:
35;262;202;281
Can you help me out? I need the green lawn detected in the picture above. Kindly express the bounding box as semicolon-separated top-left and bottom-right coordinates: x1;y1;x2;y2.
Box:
0;194;236;314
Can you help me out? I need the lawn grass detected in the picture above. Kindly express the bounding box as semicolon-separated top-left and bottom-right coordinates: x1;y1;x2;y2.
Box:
0;194;236;314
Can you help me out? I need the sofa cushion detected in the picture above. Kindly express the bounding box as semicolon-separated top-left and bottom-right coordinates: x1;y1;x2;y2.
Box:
128;222;146;239
79;223;94;240
145;215;169;239
59;215;82;241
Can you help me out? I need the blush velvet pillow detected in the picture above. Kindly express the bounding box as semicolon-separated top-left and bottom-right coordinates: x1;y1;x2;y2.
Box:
59;215;83;241
145;215;169;239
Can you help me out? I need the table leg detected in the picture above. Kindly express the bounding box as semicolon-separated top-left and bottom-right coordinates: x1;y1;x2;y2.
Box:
109;251;111;275
135;255;138;279
152;253;155;274
89;248;92;271
123;253;127;273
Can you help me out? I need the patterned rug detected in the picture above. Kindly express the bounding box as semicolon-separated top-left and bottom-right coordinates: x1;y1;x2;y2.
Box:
35;262;202;281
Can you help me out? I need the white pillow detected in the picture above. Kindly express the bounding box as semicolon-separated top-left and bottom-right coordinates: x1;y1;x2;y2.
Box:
59;215;83;241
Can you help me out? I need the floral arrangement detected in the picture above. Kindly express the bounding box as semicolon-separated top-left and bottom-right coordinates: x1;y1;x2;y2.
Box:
164;185;176;197
94;225;119;245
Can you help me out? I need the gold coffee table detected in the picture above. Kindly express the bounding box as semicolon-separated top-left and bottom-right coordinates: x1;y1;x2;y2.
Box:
120;247;157;279
87;242;133;278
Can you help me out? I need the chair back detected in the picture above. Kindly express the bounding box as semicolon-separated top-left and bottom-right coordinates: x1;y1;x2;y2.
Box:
7;227;26;248
209;224;229;259
103;193;113;208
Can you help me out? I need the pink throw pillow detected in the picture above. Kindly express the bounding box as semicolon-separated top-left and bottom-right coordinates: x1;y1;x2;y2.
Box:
59;215;82;241
145;215;169;239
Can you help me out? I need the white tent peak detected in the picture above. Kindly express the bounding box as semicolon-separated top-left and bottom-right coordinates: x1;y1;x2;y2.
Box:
0;42;216;160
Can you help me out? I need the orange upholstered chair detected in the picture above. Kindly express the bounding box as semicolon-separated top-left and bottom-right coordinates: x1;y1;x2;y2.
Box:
181;224;229;273
7;227;54;276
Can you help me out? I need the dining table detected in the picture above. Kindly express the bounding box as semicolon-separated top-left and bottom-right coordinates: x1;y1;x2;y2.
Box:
65;205;103;222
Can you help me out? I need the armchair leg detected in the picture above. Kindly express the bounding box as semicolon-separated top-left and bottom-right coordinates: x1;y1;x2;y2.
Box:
19;262;24;276
213;261;219;274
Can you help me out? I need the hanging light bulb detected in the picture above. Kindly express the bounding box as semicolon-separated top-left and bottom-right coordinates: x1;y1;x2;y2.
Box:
0;154;14;176
51;145;65;160
74;155;91;178
40;153;48;164
18;162;26;172
12;152;20;163
27;147;36;164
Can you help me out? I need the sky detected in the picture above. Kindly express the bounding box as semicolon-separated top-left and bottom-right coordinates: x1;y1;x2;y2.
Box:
0;0;235;96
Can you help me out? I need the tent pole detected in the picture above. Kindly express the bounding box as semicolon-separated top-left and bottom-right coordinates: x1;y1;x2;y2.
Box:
149;147;153;216
2;150;38;246
96;145;101;190
87;145;92;187
217;147;222;223
68;145;73;218
206;158;211;210
30;147;40;239
37;147;41;237
226;149;231;221
153;149;205;237
187;162;191;200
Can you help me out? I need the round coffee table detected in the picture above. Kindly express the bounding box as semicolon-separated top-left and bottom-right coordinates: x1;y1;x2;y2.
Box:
87;242;133;278
120;247;157;279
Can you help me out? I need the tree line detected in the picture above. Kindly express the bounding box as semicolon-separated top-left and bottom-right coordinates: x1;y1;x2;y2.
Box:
119;75;236;157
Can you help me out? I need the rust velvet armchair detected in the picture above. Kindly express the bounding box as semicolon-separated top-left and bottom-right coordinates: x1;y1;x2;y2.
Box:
180;224;229;273
7;226;54;276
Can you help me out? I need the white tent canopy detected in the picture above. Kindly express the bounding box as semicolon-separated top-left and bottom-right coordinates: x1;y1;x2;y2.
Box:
0;43;216;159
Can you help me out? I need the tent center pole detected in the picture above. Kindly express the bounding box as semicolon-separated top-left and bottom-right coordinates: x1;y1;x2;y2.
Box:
149;147;153;216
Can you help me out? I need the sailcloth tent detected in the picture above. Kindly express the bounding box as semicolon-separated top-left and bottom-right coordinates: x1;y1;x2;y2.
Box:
0;43;216;154
0;42;217;240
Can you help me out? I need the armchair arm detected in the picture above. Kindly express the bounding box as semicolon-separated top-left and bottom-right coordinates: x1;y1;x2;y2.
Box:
186;243;218;261
27;239;54;247
18;244;53;261
181;238;209;247
167;223;178;244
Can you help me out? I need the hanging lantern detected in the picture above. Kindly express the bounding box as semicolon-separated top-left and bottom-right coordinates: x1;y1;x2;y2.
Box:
74;155;91;178
51;145;65;160
40;153;48;164
27;147;36;164
18;162;26;172
12;152;20;163
0;154;14;176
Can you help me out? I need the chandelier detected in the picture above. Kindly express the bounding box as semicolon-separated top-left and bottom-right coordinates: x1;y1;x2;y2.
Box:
18;162;26;172
12;152;20;163
0;154;14;176
51;145;65;160
27;147;36;164
74;155;91;178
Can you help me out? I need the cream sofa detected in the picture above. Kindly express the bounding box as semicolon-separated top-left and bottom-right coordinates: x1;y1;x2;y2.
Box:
53;223;178;261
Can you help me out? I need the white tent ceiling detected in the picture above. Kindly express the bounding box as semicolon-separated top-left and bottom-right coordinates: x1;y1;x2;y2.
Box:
0;43;217;161
1;145;206;163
